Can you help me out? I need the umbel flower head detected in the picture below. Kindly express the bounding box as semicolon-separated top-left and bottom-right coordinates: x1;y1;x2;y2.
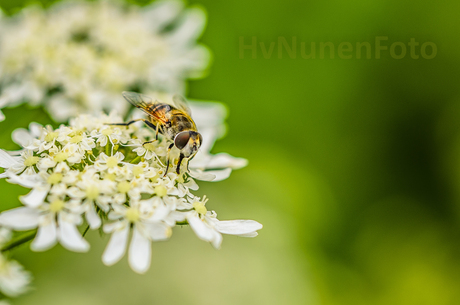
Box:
0;0;210;121
0;110;262;274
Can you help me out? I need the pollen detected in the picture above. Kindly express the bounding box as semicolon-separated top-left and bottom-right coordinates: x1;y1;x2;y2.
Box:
86;185;100;200
132;165;144;177
49;199;65;212
24;156;39;167
45;132;59;142
104;173;117;181
70;135;83;143
117;181;131;194
154;185;167;197
144;143;156;151
101;128;113;136
193;201;207;215
125;207;140;222
47;172;63;185
53;152;69;163
106;156;119;168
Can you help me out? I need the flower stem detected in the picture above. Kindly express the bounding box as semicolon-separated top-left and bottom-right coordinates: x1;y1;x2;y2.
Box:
82;225;90;237
131;155;141;164
1;230;37;252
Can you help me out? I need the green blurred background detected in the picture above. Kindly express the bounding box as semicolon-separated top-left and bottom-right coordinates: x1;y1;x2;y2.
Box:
2;0;460;304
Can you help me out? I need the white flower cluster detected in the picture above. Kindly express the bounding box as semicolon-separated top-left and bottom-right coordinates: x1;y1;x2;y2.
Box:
0;228;31;299
0;0;210;121
0;111;262;273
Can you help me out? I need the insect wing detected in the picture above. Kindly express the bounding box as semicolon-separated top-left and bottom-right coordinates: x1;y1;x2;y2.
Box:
122;91;156;114
172;94;192;116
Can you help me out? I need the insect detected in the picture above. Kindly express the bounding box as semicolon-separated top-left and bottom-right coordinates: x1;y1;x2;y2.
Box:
110;91;202;175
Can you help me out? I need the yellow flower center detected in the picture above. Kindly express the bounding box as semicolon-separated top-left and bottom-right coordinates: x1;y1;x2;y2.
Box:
86;185;100;200
144;143;156;151
47;173;63;185
117;181;131;194
125;207;140;222
154;185;167;197
45;132;59;142
101;128;113;136
132;165;144;177
24;156;39;167
193;201;207;216
104;173;117;181
70;135;83;143
49;199;65;212
106;156;119;168
53;152;69;163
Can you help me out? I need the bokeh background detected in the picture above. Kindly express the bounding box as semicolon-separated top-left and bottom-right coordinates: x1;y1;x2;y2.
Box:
1;0;460;304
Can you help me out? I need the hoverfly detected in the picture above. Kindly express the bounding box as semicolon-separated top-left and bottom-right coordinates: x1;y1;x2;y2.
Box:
110;91;202;175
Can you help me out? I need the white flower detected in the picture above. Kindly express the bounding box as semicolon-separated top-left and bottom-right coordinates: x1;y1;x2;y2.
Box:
0;110;261;273
102;198;172;274
0;253;31;297
0;203;89;253
186;196;263;249
0;0;210;121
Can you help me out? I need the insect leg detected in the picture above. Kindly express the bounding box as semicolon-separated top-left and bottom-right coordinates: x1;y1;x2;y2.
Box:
164;143;174;177
176;153;185;174
107;119;156;130
155;123;160;140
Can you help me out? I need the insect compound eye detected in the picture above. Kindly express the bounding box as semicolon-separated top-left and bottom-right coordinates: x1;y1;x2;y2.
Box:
174;132;191;150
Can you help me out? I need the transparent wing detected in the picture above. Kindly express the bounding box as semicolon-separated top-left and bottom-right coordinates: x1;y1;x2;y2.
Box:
172;94;192;115
122;91;156;114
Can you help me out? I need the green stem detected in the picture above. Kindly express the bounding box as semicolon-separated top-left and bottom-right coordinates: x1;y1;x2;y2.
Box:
82;225;90;237
131;155;141;164
105;141;110;156
1;230;37;252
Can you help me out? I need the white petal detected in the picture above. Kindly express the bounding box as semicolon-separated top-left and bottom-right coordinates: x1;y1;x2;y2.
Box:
167;7;206;47
128;227;151;274
0;172;7;179
189;169;216;181
12;128;34;147
102;225;129;266
143;0;182;29
86;204;101;229
187;213;214;241
148;202;171;222
210;230;223;249
0;207;40;230
205;168;232;182
58;220;89;252
6;174;39;188
20;188;48;208
184;179;199;191
206;153;248;170
214;220;263;236
31;220;57;251
144;223;171;241
29;122;44;138
0;149;19;168
237;232;259;237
